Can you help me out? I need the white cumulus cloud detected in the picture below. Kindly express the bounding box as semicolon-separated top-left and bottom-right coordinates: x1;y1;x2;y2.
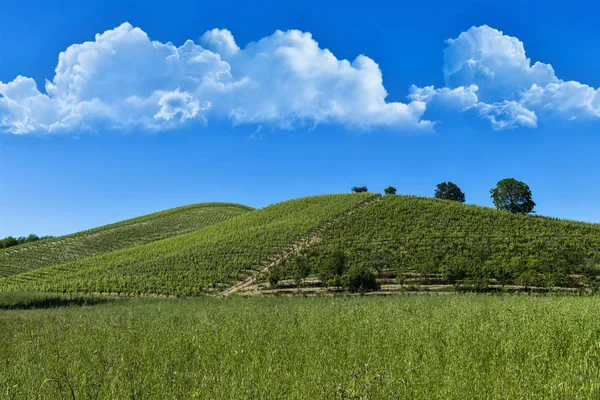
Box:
412;25;600;130
3;23;599;134
0;22;430;134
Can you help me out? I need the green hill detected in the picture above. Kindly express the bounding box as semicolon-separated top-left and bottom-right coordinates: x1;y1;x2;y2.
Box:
274;195;600;290
0;203;253;278
0;194;377;295
3;193;600;296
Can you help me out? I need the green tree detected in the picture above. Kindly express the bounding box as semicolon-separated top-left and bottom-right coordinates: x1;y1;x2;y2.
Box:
292;255;311;285
319;249;347;283
267;264;283;287
1;236;19;249
434;182;465;203
384;186;397;195
490;178;535;214
351;186;368;193
342;263;380;293
26;234;40;243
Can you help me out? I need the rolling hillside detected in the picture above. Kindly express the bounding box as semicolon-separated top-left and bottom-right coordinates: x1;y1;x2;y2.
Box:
273;195;600;290
3;193;600;296
0;203;252;278
0;194;378;295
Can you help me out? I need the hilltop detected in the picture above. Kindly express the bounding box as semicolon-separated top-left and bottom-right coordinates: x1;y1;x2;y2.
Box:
0;203;252;278
2;193;600;295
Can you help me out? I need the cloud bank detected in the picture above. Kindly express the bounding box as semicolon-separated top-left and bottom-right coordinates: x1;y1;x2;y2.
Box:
0;23;430;134
1;23;599;134
410;25;600;130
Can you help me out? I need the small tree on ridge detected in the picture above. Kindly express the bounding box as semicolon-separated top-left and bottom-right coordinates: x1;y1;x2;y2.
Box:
434;182;465;203
351;186;368;193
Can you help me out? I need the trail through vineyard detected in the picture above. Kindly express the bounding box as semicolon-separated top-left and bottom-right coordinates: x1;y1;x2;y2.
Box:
220;194;382;296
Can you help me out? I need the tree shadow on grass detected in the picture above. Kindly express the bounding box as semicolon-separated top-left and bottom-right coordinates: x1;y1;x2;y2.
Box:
0;293;114;310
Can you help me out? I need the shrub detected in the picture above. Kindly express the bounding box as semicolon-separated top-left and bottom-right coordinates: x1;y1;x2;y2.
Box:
268;265;283;287
342;263;380;293
384;186;397;195
292;255;311;285
319;249;347;283
516;270;545;288
326;276;344;288
455;277;489;292
441;259;469;283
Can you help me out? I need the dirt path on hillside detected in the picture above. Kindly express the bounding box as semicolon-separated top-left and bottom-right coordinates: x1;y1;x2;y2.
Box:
219;195;382;297
219;234;321;296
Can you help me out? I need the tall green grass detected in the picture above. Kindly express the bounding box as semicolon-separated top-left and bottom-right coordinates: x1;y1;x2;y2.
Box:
1;293;600;399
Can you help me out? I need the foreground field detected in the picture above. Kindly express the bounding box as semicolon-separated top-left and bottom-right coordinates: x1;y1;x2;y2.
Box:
0;202;252;278
2;293;600;399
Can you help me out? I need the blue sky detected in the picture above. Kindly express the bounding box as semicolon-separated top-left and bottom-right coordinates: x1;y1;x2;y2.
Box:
1;0;600;237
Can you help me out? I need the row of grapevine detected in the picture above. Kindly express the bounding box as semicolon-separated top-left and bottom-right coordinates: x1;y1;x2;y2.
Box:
274;195;600;290
0;203;252;277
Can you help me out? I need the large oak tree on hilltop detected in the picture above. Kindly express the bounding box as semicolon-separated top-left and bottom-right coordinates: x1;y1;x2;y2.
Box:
490;178;536;214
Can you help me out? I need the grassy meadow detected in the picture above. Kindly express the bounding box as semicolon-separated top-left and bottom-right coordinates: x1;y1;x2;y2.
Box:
2;292;600;399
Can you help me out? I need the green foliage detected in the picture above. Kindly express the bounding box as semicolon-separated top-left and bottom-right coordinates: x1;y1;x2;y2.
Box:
0;194;376;295
3;295;600;398
490;178;536;214
0;236;19;248
0;203;252;278
319;249;348;284
384;186;397;195
341;263;380;292
291;255;311;285
0;234;52;249
516;270;546;288
351;186;368;193
434;181;465;203
267;264;283;287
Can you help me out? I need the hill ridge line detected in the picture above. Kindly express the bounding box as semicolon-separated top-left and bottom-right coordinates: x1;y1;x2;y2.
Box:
219;194;383;296
1;203;252;255
0;203;252;278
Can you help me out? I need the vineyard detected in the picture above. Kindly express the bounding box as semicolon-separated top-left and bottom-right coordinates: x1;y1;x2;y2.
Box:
0;194;377;296
0;203;252;278
3;193;600;296
267;195;600;292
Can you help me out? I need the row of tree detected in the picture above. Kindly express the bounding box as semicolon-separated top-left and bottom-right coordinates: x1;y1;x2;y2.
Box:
0;234;53;249
352;178;536;214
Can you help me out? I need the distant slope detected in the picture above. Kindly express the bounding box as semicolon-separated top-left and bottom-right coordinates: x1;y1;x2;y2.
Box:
277;195;600;288
0;203;253;278
0;194;377;295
